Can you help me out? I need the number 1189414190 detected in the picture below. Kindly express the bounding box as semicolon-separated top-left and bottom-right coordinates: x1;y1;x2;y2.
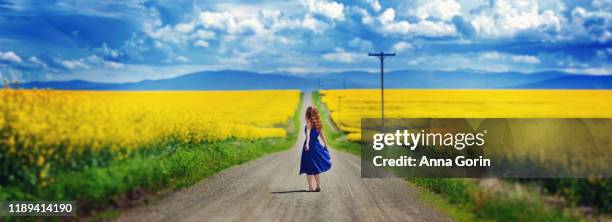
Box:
2;201;76;216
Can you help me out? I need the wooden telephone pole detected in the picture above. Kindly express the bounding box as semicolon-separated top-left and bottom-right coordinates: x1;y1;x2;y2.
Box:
368;51;395;128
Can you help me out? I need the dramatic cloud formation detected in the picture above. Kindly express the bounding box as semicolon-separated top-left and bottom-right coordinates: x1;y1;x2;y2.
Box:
470;1;562;38
0;0;610;82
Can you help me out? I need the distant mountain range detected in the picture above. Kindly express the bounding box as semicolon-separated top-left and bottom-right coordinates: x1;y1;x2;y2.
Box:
14;69;612;90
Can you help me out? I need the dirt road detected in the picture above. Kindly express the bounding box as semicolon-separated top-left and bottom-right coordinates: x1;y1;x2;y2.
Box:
116;93;449;222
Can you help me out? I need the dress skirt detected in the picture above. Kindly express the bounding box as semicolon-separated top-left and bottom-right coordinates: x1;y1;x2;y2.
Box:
299;127;331;175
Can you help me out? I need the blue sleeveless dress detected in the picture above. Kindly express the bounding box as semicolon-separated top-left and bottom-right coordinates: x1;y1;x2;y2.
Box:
299;127;332;175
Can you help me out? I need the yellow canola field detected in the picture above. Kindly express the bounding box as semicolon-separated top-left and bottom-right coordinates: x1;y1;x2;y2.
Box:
321;89;612;141
0;90;300;171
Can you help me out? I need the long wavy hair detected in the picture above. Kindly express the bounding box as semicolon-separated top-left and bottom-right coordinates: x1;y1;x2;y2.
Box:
306;106;322;131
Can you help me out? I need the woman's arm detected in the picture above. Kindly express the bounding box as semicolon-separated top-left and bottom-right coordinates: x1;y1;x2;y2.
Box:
320;130;329;149
305;124;311;151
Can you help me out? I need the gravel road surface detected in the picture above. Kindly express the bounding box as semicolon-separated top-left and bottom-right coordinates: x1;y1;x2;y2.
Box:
116;93;449;222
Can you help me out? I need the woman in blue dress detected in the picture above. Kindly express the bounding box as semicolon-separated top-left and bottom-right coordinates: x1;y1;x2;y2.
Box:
300;106;331;192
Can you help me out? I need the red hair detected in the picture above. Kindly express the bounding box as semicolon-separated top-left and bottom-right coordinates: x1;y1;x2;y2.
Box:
306;106;322;131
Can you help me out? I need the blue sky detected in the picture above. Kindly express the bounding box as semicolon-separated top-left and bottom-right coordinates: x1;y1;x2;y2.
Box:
0;0;611;82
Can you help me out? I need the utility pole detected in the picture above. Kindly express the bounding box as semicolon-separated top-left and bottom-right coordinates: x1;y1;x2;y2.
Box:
368;51;395;129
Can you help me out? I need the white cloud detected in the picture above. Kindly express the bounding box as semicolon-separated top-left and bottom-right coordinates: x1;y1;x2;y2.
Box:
392;41;413;52
219;50;251;66
175;22;196;33
479;51;540;64
148;1;334;57
511;55;540;64
56;55;125;70
61;60;89;70
0;51;22;63
376;8;457;37
84;55;102;63
199;11;232;30
145;24;187;45
378;8;412;33
410;20;457;36
199;11;265;34
413;0;460;21
301;14;327;32
479;51;504;60
349;37;373;51
261;10;328;33
193;7;329;45
563;67;611;76
302;0;345;21
194;40;210;48
96;43;120;58
566;7;612;43
364;0;381;12
353;6;374;25
379;8;395;24
176;56;189;62
470;0;562;38
104;61;125;69
28;56;46;67
592;0;612;11
145;6;332;56
192;29;216;39
323;48;363;63
10;0;607;80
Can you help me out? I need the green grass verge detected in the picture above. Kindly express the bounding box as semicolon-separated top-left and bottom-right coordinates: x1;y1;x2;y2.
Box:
312;91;582;222
408;178;582;222
405;182;477;222
0;93;303;219
312;91;359;156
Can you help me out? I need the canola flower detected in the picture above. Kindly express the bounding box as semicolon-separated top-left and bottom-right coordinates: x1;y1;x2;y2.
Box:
321;89;612;174
0;89;300;185
321;89;612;141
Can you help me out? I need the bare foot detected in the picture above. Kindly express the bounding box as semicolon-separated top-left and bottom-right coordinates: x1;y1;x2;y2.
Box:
315;187;321;192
